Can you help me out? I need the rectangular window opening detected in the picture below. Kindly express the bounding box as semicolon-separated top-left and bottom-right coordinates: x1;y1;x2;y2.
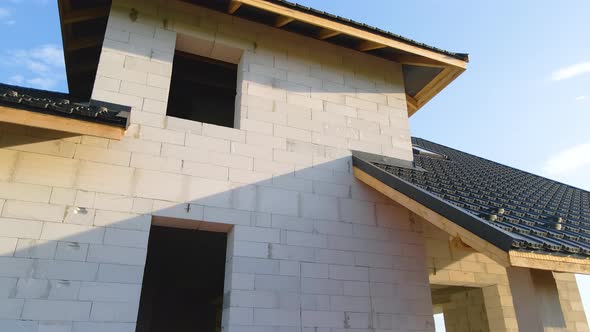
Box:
136;226;227;332
167;51;238;128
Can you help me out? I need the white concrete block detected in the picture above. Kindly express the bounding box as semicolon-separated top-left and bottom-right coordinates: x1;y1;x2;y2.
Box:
0;218;43;239
0;237;17;257
22;300;91;321
203;124;245;143
185;133;230;153
34;260;98;281
301;262;329;279
15;278;50;299
254;308;300;327
90;301;139;322
256;187;299;217
329;265;369;281
233;226;280;243
50;188;77;206
254;275;300;292
0;257;34;278
302;310;344;328
2;201;65;223
87;244;146;266
286;231;327;248
79;282;141;302
94;210;151;231
72;322;135;332
301;194;339;221
14;152;79;188
74;145;131;167
55;242;89;262
0;182;52;203
40;223;104;244
182;161;229;181
339;198;375;225
14;239;57;259
104;228;149;248
0;298;24;319
96;264;144;284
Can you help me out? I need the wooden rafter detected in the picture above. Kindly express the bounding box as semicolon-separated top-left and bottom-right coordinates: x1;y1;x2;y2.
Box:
353;167;511;267
317;28;341;40
357;41;386;52
274;16;295;28
0;106;124;140
62;6;110;24
393;54;446;68
405;93;418;115
232;0;468;68
228;0;242;14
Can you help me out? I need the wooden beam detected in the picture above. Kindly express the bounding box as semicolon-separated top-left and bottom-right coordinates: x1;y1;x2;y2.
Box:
275;16;295;28
509;251;590;275
317;28;341;40
0;106;124;140
232;0;468;69
353;166;511;267
357;41;386;52
405;93;418;115
393;54;446;68
228;0;242;14
65;36;103;51
62;6;110;24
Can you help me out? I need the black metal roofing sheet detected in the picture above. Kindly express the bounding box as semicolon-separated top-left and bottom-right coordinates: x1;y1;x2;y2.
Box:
0;83;128;128
353;137;590;259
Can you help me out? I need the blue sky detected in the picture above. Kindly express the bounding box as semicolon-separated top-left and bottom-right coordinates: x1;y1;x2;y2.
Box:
1;0;589;329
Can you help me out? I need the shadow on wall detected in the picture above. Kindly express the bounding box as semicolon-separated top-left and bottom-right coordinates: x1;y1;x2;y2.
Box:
0;123;432;332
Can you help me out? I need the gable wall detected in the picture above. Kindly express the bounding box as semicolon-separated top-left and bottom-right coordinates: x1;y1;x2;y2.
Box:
0;1;434;331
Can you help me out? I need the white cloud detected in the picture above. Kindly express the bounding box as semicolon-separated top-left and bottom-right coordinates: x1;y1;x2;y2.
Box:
26;77;58;90
552;62;590;81
0;44;65;90
575;96;587;101
0;8;10;18
0;7;15;25
542;142;590;177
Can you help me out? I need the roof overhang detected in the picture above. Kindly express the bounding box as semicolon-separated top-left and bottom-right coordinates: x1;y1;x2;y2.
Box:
352;153;590;275
58;0;467;115
215;0;469;117
0;105;124;139
58;0;112;100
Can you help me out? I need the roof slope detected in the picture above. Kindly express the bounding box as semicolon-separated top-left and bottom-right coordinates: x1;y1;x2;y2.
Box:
0;83;127;127
353;137;590;259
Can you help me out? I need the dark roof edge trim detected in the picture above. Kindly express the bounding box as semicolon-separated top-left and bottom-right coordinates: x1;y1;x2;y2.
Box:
351;150;424;172
267;0;469;62
352;154;515;252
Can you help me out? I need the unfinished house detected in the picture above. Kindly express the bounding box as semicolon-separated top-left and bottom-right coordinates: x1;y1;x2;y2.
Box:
0;0;589;331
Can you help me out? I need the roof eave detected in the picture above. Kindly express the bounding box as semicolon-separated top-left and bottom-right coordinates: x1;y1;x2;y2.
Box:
352;152;590;275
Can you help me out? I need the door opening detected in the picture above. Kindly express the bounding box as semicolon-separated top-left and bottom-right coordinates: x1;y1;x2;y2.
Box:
136;226;227;332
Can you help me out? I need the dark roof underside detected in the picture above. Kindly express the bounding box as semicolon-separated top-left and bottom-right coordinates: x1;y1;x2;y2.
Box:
353;138;590;259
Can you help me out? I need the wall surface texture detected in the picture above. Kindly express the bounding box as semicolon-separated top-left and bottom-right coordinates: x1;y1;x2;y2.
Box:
423;220;590;332
0;0;434;331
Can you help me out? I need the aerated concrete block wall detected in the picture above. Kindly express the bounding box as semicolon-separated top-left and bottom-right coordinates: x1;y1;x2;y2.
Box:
422;219;590;332
0;0;433;331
